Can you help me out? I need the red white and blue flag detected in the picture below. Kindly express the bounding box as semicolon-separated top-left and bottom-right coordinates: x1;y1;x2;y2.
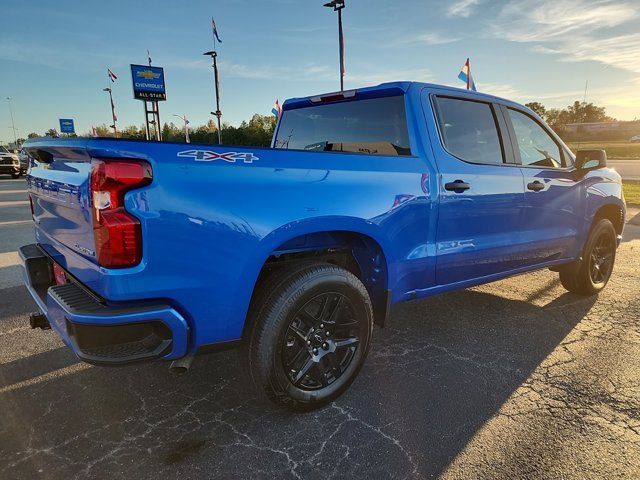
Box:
212;17;222;43
107;68;117;82
271;99;282;118
458;58;477;91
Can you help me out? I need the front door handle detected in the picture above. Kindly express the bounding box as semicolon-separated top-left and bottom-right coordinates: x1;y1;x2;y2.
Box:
527;180;545;192
444;180;471;192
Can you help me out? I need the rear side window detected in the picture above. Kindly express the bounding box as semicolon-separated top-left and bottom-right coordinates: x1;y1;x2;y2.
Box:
507;109;566;168
274;95;411;156
434;97;504;164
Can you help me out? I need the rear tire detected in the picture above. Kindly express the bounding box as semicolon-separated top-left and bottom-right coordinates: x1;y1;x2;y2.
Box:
559;218;617;295
246;262;373;411
11;172;20;179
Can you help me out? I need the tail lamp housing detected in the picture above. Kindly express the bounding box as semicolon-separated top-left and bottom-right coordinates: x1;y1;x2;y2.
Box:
90;160;152;268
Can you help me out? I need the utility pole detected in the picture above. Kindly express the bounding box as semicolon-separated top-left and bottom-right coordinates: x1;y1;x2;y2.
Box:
173;114;190;143
6;97;18;144
323;0;346;91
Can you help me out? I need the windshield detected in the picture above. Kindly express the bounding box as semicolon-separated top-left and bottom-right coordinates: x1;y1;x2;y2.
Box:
0;146;8;154
274;95;411;156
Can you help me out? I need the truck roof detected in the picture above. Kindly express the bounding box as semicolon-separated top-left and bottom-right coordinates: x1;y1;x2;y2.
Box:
283;81;524;111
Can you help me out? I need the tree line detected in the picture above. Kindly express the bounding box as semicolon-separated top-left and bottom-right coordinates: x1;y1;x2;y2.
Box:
24;113;277;147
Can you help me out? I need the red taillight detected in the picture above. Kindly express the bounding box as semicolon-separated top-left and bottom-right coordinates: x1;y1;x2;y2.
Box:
90;159;152;268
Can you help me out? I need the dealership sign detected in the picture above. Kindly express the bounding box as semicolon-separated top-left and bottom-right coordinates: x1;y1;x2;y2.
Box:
130;64;167;101
59;118;75;134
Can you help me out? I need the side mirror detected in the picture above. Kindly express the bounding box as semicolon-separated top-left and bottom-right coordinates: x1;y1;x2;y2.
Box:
576;149;607;170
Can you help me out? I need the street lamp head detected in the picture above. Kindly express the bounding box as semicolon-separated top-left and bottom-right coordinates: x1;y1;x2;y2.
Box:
323;0;345;10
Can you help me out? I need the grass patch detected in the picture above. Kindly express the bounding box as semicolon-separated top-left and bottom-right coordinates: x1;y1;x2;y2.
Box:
623;181;640;206
566;141;640;159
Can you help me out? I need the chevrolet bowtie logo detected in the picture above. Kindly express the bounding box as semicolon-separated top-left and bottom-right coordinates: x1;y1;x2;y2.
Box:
177;150;259;164
136;69;161;80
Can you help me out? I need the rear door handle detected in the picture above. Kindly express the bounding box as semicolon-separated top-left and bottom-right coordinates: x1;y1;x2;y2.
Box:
444;180;471;192
527;180;545;192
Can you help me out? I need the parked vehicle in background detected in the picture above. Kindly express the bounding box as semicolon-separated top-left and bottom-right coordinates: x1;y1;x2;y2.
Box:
0;145;21;178
20;82;625;410
17;149;29;174
629;135;640;143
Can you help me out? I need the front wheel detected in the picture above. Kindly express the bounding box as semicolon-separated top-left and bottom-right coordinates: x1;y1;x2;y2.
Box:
559;218;617;295
11;172;20;179
246;262;373;411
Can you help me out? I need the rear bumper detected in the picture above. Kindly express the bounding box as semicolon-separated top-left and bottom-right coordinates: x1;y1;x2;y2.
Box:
19;243;189;365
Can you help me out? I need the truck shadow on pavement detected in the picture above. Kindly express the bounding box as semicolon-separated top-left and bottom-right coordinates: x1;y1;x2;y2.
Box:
0;282;596;479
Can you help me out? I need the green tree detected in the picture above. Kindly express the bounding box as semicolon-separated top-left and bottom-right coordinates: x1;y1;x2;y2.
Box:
27;132;40;139
565;101;612;124
525;102;547;118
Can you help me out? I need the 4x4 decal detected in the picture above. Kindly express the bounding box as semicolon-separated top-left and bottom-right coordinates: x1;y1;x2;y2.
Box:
177;150;259;164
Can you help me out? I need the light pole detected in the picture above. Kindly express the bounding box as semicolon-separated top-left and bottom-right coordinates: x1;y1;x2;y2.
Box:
173;114;190;143
6;97;18;145
323;0;346;91
204;50;222;144
103;87;118;138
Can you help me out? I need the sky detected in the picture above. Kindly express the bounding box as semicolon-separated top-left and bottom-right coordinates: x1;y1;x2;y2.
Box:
1;0;640;142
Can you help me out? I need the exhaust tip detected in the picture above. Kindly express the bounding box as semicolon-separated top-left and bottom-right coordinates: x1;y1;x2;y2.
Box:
169;355;195;375
29;312;50;330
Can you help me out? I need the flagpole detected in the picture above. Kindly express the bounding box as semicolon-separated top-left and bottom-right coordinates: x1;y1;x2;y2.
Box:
466;58;470;90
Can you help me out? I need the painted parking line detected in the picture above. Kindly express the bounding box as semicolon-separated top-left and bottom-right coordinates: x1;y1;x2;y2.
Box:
0;220;32;226
0;190;28;195
0;201;29;207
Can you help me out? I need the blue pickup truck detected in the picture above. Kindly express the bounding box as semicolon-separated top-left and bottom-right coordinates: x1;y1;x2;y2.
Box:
21;82;625;410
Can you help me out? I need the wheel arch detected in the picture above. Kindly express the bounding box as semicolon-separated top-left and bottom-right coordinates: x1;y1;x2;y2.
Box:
592;203;625;236
240;219;393;338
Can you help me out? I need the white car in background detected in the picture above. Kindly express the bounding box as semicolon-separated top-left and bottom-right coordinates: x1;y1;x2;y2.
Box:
0;145;21;178
630;135;640;143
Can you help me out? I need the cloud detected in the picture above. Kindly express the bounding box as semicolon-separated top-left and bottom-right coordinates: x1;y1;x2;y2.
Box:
492;0;640;74
168;57;432;86
347;68;434;85
399;32;460;45
477;83;523;99
496;0;636;42
447;0;481;18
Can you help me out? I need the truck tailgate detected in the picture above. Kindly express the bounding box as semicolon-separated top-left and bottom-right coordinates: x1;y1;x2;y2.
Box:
26;146;97;264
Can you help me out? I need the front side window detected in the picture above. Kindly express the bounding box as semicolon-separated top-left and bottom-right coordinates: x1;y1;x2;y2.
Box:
508;109;564;168
434;96;504;164
274;95;411;156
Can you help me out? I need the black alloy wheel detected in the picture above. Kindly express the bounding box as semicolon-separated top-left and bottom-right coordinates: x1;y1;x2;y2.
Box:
282;292;361;390
246;262;373;411
589;229;615;286
559;218;617;295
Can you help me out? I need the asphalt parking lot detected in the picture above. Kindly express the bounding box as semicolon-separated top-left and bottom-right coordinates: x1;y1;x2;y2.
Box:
1;176;639;479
